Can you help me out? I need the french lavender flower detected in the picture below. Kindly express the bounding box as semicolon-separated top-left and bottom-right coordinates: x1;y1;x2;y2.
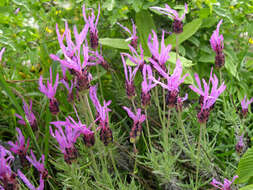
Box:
121;53;140;98
117;20;138;50
90;85;113;146
39;67;59;115
210;175;238;190
15;99;37;131
61;79;74;102
241;95;253;117
18;170;44;190
235;134;244;154
50;123;81;164
83;4;100;49
176;94;188;112
122;106;146;143
0;146;18;190
89;50;109;70
151;59;188;108
0;47;5;63
151;3;188;34
8;128;30;167
123;44;145;72
210;20;225;68
189;69;226;123
148;30;172;72
141;64;156;107
26;150;48;179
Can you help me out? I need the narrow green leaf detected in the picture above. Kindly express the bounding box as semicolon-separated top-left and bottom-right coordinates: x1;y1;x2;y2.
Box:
240;185;253;190
135;10;156;56
165;19;202;48
99;38;129;50
236;147;253;183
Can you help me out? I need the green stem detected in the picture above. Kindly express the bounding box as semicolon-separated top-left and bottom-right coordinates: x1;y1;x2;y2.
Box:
177;111;192;152
176;34;179;60
89;149;99;178
96;64;104;100
155;85;163;124
133;143;138;174
195;122;204;189
144;108;152;151
131;97;137;113
163;87;166;124
219;69;226;111
109;148;122;183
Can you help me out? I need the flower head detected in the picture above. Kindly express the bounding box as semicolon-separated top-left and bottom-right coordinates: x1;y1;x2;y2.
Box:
121;53;139;98
18;170;44;190
241;95;253;117
90;86;113;145
151;4;188;33
50;122;81;164
26;150;48;179
123;106;146;143
210;175;238;190
39;67;59;99
189;68;226;123
0;47;5;63
141;64;156;107
151;59;188;107
148;30;171;71
61;79;74;102
210;20;225;68
236;134;244;154
8;128;29;156
15;99;37;130
117;20;138;49
83;4;100;49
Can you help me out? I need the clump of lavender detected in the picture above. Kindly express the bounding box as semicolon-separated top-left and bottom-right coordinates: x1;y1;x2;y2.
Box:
26;150;48;179
151;3;188;34
121;53;140;99
83;4;100;49
210;20;225;69
123;107;146;143
90;86;113;146
148;30;171;72
141;64;156;107
241;95;253;118
189;69;226;123
8;128;30;167
18;170;44;190
117;20;138;50
151;59;188;108
0;146;18;190
210;175;238;190
39;67;59;115
15;99;37;131
50;124;80;164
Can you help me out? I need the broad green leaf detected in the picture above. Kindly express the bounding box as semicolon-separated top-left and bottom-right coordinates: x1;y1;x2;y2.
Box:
99;38;129;50
240;185;253;190
225;52;239;80
169;52;194;67
236;147;253;183
165;19;202;48
135;10;156;56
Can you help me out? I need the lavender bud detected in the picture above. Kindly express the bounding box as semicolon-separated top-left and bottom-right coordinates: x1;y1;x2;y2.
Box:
49;98;59;115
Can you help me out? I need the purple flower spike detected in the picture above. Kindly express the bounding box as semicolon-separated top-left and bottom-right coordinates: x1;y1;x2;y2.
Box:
176;93;188;112
241;95;253;117
90;85;113;146
0;146;18;190
123;106;146;143
121;53;140;98
18;170;44;190
8;128;29;160
141;64;156;107
117;19;138;49
15;99;37;131
148;30;172;71
236;134;244;154
0;47;5;63
39;67;60;115
210;175;238;190
151;3;188;33
26;150;48;179
189;68;226;123
151;59;189;108
210;20;225;68
50;124;80;164
83;4;100;49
